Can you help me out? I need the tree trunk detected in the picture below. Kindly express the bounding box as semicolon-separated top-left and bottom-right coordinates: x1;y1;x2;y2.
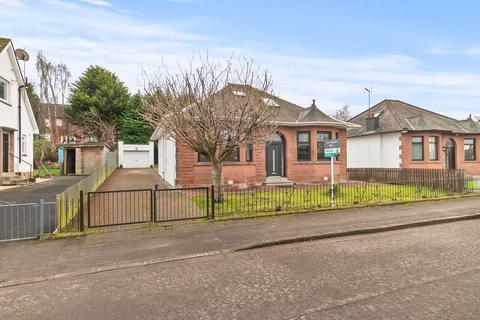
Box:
211;162;224;202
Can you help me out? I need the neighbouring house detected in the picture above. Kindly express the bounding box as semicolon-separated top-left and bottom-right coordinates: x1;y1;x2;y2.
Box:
347;99;480;175
58;143;110;175
152;84;358;187
118;141;154;168
0;38;39;184
40;103;86;145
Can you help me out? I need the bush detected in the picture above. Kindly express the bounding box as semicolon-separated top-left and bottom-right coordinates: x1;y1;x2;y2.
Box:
33;137;56;163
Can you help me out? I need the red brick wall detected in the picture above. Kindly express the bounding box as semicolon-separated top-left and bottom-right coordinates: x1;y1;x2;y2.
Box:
400;131;480;175
175;125;348;186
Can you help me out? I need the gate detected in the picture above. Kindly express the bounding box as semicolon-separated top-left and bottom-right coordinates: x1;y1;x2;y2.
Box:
87;187;209;227
0;201;56;242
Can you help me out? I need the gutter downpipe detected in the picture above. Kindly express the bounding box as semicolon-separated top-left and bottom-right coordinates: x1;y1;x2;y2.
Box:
18;84;25;165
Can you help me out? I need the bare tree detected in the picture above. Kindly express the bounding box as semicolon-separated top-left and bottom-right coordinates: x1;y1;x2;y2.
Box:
35;51;71;144
77;107;117;145
142;57;277;201
333;104;351;121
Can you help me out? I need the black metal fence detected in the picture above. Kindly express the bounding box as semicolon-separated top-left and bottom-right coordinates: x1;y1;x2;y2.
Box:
87;187;209;227
55;176;480;230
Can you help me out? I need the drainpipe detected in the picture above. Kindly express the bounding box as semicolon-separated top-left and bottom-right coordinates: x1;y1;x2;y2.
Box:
18;84;25;164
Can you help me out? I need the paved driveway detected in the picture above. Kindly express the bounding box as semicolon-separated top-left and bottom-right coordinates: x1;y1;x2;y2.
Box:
0;176;83;204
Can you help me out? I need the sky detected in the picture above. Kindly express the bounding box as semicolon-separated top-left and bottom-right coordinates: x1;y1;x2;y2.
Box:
2;0;480;118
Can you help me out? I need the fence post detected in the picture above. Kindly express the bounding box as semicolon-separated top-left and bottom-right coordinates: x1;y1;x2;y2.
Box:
150;189;155;222
39;199;45;237
79;191;84;232
210;185;215;220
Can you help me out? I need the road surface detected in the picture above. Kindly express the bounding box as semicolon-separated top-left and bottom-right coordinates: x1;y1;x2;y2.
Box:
1;219;480;319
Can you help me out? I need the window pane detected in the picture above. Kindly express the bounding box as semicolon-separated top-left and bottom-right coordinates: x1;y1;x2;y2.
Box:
412;137;423;160
246;145;253;161
298;132;309;143
429;136;438;160
297;132;310;161
0;81;5;100
198;153;209;162
225;148;240;162
465;138;475;161
317;131;331;160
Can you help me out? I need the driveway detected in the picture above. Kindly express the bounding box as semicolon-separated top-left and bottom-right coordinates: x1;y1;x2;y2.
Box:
96;168;170;191
0;176;83;204
89;168;177;226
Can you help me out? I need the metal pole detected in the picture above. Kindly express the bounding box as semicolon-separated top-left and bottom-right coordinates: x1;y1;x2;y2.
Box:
39;199;45;237
79;191;84;232
331;156;335;207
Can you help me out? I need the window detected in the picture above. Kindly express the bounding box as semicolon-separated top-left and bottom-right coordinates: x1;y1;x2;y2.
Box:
411;136;424;161
297;131;311;161
317;131;331;160
224;148;240;162
0;78;8;102
429;136;438;160
21;135;26;155
246;144;253;161
464;138;476;161
198;153;209;162
56;119;63;127
45;119;50;127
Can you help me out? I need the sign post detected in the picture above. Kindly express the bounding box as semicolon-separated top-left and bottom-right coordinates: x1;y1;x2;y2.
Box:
324;140;341;207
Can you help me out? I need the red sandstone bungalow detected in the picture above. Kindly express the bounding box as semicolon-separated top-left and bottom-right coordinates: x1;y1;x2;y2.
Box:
347;99;480;175
153;84;358;187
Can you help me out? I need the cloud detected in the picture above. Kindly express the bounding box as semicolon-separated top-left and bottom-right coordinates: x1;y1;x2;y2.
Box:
78;0;113;7
4;0;480;119
427;46;480;58
0;0;24;6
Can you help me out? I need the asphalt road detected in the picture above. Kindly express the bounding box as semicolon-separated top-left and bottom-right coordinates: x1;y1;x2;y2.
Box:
2;219;480;319
0;176;82;240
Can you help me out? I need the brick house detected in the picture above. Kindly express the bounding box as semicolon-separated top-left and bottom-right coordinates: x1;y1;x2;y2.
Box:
40;103;86;144
347;99;480;175
154;84;358;187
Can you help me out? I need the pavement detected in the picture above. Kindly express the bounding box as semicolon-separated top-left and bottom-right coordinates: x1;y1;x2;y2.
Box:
1;196;480;289
2;218;480;319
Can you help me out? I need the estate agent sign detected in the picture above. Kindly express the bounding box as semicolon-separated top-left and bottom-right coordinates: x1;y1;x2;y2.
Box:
324;140;341;158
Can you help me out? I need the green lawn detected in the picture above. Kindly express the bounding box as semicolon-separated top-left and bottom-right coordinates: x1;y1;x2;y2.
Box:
192;183;453;218
34;168;61;177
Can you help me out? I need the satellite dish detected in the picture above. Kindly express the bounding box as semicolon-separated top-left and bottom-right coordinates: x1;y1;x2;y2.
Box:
15;48;29;62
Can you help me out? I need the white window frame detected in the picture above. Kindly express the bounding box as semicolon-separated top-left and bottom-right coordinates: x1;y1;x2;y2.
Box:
0;77;9;104
21;134;27;156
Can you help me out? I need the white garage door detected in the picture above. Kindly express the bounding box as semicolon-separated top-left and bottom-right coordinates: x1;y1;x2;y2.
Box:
122;150;151;168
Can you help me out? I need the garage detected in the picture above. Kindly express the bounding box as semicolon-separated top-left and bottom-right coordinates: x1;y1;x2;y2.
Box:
118;141;154;169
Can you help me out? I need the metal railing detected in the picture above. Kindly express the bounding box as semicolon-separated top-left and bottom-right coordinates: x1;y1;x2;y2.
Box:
0;200;56;242
210;177;480;217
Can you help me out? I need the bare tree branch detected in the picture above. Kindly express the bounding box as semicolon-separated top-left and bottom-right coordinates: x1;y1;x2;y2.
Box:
141;55;277;200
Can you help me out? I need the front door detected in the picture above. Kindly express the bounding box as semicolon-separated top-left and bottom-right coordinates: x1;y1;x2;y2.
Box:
266;142;283;177
2;133;9;173
445;139;456;169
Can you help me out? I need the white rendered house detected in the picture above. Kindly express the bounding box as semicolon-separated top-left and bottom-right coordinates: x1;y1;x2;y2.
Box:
0;38;39;180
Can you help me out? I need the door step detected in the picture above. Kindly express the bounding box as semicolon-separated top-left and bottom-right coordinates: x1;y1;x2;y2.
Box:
0;173;30;186
265;176;294;186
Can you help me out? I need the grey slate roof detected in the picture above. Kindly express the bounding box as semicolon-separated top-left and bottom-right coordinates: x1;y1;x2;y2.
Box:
224;84;353;127
0;38;11;54
348;99;480;137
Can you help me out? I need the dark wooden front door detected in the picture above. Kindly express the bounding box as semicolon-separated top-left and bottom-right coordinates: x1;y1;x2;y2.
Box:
266;142;283;177
2;133;9;173
445;139;456;169
66;149;76;174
